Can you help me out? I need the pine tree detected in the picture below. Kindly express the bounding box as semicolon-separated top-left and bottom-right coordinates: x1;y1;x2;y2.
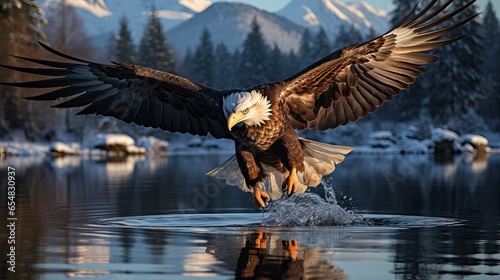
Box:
192;28;215;85
283;50;300;77
380;0;426;122
480;1;500;75
268;44;284;82
365;27;377;41
478;1;500;130
43;2;97;134
426;0;485;132
0;0;46;48
114;17;136;63
214;43;232;88
298;28;314;68
44;2;96;59
181;48;195;77
333;24;363;50
106;32;117;61
0;0;47;135
139;6;177;72
230;49;242;88
311;27;331;61
238;17;270;87
389;0;419;28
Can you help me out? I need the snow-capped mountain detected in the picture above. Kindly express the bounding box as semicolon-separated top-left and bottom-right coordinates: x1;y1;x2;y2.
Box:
166;2;305;57
277;0;389;39
37;0;389;59
39;0;212;42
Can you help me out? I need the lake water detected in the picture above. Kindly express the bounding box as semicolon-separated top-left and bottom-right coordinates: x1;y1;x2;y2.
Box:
0;153;499;279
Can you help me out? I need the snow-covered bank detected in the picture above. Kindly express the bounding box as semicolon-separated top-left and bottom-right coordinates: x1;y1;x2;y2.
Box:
90;134;147;155
350;128;495;155
0;133;234;157
1;129;499;158
1;141;50;157
1;134;160;157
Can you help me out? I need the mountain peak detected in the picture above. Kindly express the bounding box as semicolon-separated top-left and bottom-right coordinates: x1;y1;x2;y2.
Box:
37;0;389;62
39;0;213;44
277;0;388;38
351;1;387;18
43;0;111;17
166;2;305;57
179;0;211;13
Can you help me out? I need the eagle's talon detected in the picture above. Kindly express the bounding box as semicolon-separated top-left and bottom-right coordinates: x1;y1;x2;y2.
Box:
283;168;299;196
252;186;270;209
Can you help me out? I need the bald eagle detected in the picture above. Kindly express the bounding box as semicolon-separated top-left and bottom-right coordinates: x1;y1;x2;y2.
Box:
1;0;476;208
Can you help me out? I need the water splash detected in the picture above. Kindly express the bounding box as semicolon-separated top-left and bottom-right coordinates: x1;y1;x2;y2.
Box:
262;179;363;226
323;178;338;205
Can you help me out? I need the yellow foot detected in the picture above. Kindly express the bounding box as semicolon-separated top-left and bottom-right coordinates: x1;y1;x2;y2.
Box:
252;186;270;209
283;167;299;196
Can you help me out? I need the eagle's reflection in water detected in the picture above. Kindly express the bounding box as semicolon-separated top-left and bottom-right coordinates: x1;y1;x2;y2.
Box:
207;231;347;280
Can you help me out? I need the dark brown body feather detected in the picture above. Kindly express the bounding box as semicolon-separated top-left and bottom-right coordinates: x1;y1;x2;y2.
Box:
230;84;305;185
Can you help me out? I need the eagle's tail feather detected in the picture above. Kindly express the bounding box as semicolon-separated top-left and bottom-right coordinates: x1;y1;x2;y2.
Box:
298;137;354;187
206;138;354;201
206;155;251;192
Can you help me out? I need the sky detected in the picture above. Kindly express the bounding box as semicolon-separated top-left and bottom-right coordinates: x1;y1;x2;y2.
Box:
211;0;497;14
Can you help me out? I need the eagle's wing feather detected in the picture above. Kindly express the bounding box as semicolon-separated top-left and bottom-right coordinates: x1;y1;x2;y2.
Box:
0;42;231;139
280;0;477;131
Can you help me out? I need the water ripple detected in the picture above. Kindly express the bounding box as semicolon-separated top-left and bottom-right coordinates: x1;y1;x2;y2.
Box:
100;192;461;229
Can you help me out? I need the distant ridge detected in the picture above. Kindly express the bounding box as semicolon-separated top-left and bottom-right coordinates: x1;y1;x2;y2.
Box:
166;2;305;57
39;0;213;41
37;0;389;58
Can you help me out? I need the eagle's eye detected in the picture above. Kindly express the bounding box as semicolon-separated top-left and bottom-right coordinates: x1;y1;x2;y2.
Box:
242;108;249;114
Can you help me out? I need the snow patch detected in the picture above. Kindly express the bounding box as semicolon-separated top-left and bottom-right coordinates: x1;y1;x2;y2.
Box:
396;138;432;154
277;0;389;38
301;5;320;26
90;134;146;155
459;134;488;147
370;131;394;140
0;142;49;157
92;134;135;147
352;2;387;17
153;10;194;20
323;0;350;22
432;128;459;142
50;141;80;155
179;0;211;13
430;129;491;154
137;136;169;153
44;0;111;17
125;146;147;155
369;131;396;148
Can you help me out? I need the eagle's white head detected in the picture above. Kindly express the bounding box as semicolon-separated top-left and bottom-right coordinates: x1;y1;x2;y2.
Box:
223;90;272;131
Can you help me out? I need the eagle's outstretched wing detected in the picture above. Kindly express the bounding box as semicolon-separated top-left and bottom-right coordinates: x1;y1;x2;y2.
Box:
0;42;232;139
280;0;477;131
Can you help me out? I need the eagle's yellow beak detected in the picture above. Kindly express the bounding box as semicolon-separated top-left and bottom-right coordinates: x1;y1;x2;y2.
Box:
227;112;246;131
